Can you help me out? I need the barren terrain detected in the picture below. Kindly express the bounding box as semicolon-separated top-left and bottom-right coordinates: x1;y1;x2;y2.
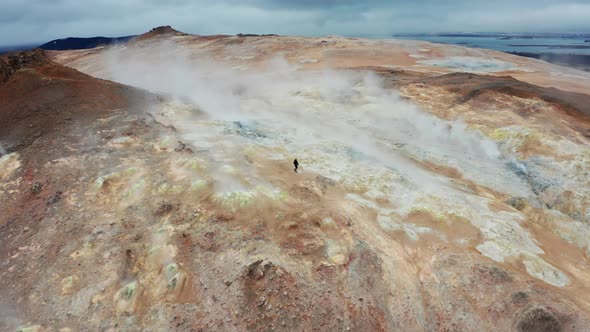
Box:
2;27;590;331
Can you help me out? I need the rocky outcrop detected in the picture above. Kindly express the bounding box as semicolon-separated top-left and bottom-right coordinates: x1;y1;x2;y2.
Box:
0;49;48;84
516;307;562;332
133;25;187;42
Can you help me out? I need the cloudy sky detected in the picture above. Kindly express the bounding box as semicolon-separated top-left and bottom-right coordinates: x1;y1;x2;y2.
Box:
2;0;590;46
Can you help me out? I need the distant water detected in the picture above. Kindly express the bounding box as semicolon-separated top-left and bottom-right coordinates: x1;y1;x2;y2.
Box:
0;44;36;54
393;36;590;55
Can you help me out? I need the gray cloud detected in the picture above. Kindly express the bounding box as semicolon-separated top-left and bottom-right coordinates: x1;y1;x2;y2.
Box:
1;0;590;46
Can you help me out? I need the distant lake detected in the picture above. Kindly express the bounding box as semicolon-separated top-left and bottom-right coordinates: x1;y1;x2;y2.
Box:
0;44;37;54
393;36;590;55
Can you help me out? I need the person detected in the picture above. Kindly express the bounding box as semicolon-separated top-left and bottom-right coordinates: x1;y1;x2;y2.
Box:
293;158;299;173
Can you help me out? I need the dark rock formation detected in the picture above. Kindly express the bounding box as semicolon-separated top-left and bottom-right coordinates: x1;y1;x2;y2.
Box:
0;49;48;83
39;36;136;51
516;307;562;332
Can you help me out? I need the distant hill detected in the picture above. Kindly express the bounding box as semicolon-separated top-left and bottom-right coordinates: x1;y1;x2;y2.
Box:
37;26;188;51
38;35;136;50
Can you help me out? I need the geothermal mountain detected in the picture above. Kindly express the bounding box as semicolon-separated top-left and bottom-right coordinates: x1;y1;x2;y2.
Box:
1;27;590;331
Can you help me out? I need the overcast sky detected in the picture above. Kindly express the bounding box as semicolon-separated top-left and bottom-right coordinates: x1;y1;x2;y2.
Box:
2;0;590;46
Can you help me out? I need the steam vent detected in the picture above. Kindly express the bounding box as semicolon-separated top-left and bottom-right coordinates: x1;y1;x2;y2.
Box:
2;26;590;331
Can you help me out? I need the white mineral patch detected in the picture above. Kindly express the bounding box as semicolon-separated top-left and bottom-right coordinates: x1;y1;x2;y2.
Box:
523;254;569;287
419;56;523;73
109;136;136;147
236;55;255;60
321;217;336;229
471;200;544;262
476;241;512;262
377;214;432;241
325;239;348;265
377;214;402;232
299;58;319;64
380;65;404;70
0;152;21;180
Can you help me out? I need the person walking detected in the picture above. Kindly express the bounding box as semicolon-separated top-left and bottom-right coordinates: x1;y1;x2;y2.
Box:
293;158;299;173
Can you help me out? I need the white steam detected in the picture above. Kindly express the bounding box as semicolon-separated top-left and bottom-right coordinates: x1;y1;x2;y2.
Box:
97;40;531;198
